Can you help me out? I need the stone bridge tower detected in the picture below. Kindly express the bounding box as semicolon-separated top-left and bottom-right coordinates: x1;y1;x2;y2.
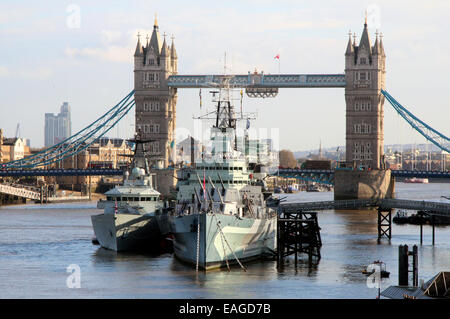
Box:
344;18;386;170
134;16;178;195
335;18;394;200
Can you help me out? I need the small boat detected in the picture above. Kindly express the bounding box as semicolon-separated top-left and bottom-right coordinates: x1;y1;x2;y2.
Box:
362;261;390;278
393;210;409;224
306;184;322;192
274;186;284;194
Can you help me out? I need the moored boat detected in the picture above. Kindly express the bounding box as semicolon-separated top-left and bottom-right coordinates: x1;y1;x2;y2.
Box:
404;177;429;184
91;135;168;252
169;77;278;270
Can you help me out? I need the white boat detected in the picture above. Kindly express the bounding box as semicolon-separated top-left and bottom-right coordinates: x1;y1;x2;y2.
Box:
404;177;429;184
91;136;167;252
170;77;278;270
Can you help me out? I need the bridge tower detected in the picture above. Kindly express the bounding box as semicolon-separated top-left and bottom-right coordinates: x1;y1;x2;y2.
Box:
344;18;386;169
335;18;394;200
134;16;178;194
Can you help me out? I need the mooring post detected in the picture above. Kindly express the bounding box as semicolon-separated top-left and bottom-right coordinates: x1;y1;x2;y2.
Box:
431;215;435;245
420;222;423;245
294;215;298;268
412;245;418;287
398;245;408;286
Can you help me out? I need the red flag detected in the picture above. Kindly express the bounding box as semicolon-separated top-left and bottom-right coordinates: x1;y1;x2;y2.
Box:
274;54;280;60
203;172;206;200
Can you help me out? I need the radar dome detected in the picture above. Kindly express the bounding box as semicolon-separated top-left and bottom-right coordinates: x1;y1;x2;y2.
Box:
131;167;140;177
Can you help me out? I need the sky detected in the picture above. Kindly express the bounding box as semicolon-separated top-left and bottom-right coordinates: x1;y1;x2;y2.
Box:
0;0;449;151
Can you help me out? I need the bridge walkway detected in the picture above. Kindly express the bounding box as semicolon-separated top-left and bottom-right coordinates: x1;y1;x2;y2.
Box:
0;183;41;201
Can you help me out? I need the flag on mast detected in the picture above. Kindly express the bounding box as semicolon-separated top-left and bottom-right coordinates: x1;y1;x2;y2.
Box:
274;54;280;73
203;171;206;200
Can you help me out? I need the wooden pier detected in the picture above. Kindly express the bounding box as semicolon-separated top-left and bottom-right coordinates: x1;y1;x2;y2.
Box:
277;210;322;266
281;198;450;243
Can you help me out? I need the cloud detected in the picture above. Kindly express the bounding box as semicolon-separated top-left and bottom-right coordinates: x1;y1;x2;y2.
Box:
0;66;9;77
0;65;52;79
100;30;123;43
65;45;133;63
18;67;54;79
64;28;152;63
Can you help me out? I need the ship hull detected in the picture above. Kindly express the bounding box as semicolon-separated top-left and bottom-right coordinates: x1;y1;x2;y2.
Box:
91;213;161;252
171;213;277;270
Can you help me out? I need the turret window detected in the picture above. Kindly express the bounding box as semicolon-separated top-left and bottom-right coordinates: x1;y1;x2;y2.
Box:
144;73;159;82
149;101;160;111
149;141;160;154
149;124;160;133
354;100;372;111
354;123;372;134
356;72;371;81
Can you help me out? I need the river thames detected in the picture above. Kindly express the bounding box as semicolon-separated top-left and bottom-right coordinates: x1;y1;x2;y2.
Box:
0;182;449;299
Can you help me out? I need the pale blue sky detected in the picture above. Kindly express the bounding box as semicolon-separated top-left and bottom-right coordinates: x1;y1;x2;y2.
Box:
0;0;449;150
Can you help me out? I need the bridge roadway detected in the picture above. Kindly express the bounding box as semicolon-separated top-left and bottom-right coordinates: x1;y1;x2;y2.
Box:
276;168;450;179
1;168;448;178
167;74;346;88
0;168;124;177
280;198;450;216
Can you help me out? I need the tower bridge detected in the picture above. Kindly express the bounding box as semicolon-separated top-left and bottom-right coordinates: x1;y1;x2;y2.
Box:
1;16;448;199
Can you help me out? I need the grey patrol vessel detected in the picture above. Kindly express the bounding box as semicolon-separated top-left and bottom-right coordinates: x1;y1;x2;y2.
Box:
92;135;167;252
170;78;277;270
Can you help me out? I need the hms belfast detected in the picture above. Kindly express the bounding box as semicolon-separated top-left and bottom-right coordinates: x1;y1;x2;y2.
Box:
169;79;278;270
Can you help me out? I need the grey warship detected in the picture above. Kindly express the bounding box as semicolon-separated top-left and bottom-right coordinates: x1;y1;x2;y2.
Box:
91;135;167;252
170;78;278;270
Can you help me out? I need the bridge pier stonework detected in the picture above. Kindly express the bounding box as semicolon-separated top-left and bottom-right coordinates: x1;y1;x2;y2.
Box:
334;169;394;200
134;18;178;195
335;18;394;200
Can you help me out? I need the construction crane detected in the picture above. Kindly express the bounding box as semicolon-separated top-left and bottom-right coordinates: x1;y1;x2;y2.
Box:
15;123;21;138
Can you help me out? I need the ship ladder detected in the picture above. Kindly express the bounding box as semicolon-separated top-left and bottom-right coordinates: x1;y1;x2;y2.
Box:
213;214;247;272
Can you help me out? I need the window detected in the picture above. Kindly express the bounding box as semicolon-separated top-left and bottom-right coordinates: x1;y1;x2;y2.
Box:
360;58;367;65
149;59;155;66
144;73;159;82
150;141;159;154
143;101;149;111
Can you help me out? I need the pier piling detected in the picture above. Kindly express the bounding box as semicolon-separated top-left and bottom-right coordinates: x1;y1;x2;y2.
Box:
276;210;322;267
